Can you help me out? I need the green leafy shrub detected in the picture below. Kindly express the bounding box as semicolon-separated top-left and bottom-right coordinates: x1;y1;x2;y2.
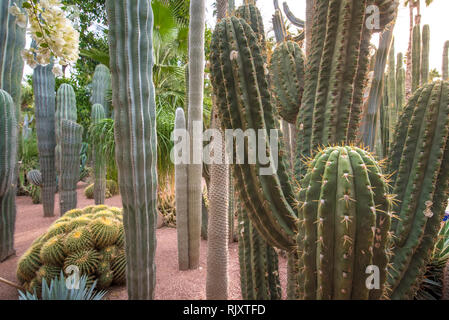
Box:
17;205;126;293
84;180;118;199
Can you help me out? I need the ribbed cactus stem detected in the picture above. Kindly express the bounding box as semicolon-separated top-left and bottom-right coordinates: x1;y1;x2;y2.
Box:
90;64;112;117
91;104;106;205
33;62;56;217
396;52;405;111
412;24;421;92
187;0;205;270
107;0;158;299
27;169;42;187
387;38;397;151
388;81;449;299
55;83;77;175
59;120;83;215
421;25;430;85
0;90;17;261
442;41;449;81
174;108;188;270
298;146;392;300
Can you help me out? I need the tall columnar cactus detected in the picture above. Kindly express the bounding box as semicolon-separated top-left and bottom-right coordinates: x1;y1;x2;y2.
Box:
388;81;449;299
0;90;17;261
91;104;106;205
0;0;26;262
187;0;206;270
237;206;282;300
269;41;305;124
421;25;430;85
106;0;158;299
59;120;83;215
33;62;56;217
443;41;449;81
90;64;112;118
412;24;421;92
385;38;397;154
174;108;189;270
396;52;405;111
297;146;392;300
55;84;77;175
236;3;265;51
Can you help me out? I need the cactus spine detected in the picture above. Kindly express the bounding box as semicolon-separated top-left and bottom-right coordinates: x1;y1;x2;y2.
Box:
90;64;112;118
443;41;449;81
33;62;56;217
0;90;17;261
0;0;26;261
106;0;158;299
55;84;77;176
421;25;430;85
388;81;449;299
91;104;106;205
59;120;83;215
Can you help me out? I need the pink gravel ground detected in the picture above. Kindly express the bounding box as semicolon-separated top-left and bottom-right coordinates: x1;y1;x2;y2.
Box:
0;182;287;300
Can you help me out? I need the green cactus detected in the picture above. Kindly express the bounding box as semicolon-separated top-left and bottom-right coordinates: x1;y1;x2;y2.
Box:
0;90;17;261
421;25;430;85
272;9;286;43
33;62;57;217
396;52;405;111
0;0;26;261
106;0;158;299
388;81;449;299
84;180;118;200
59;120;83;215
297;146;392;300
236;3;265;51
443;41;449;81
90;64;112;118
55;83;77;176
237;205;282;300
412;24;421;92
91;104;106;205
269;41;305;124
90;216;120;249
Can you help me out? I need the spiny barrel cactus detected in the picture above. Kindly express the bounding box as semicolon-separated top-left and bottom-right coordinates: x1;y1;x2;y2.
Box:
297;146;392;300
59;120;83;215
106;0;158;299
0;90;17;261
90;64;112;118
27;169;42;187
17;205;125;293
55;84;77;175
237;206;282;300
33;62;56;217
270;41;305;124
91;104;106;205
84;180;118;200
388;80;449;299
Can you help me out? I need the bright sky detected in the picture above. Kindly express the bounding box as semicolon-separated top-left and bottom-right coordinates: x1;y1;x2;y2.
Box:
206;0;449;73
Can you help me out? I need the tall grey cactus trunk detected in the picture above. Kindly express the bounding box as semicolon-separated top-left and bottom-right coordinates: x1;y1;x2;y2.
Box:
187;0;205;270
91;104;106;205
0;0;26;261
107;0;158;300
59;120;83;215
33;62;56;217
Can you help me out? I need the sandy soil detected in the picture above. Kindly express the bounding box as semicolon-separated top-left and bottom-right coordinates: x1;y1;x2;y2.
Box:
0;182;287;300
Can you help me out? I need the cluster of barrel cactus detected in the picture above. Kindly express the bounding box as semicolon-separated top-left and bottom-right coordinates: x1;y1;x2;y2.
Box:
16;205;126;293
84;179;119;200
